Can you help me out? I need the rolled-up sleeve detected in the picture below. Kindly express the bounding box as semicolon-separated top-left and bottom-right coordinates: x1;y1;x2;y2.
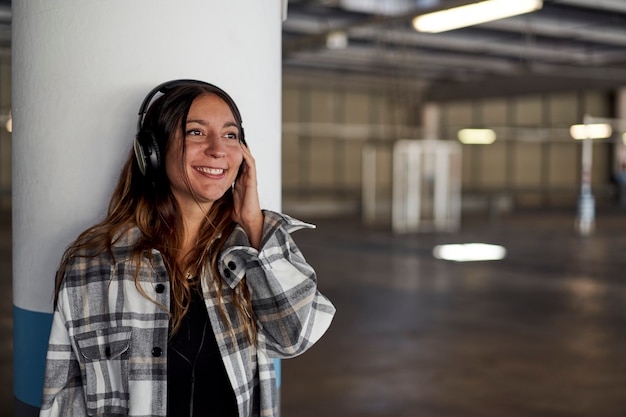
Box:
219;210;336;357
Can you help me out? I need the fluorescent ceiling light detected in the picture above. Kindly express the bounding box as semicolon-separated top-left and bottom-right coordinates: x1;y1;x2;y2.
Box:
413;0;543;33
458;128;496;144
341;0;416;15
433;243;507;262
569;123;612;140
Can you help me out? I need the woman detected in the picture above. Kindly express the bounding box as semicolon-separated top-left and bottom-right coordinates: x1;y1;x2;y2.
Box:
40;80;335;417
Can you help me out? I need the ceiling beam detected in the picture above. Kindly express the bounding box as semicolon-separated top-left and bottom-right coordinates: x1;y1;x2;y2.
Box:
551;0;626;14
424;73;622;101
349;26;598;64
282;0;474;57
484;14;626;48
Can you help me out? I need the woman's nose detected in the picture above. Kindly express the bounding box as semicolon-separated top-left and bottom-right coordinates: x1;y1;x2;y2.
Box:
205;135;226;157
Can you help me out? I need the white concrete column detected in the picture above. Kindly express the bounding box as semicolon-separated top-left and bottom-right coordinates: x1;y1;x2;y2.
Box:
12;1;283;414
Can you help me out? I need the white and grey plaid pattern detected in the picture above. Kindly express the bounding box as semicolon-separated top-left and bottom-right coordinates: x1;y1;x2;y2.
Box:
40;211;335;417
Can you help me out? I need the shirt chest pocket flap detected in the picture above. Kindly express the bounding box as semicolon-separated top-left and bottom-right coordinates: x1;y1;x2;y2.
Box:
75;327;132;415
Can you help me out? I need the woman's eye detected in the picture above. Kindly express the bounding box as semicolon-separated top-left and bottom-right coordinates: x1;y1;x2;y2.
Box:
224;132;239;140
186;129;202;136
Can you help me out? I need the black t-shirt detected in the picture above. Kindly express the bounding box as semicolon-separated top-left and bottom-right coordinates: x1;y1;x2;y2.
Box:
167;279;238;417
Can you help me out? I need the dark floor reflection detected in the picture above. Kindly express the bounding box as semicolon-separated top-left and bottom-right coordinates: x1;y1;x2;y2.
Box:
281;208;626;417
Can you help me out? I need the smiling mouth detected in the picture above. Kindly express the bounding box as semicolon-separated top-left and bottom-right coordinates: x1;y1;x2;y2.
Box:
195;167;225;175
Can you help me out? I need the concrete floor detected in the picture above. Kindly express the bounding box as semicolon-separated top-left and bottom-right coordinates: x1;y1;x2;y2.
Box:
280;208;626;417
2;207;626;416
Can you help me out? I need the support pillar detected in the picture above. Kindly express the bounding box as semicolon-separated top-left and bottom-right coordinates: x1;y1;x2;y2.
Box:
615;87;626;207
12;1;283;415
422;102;441;140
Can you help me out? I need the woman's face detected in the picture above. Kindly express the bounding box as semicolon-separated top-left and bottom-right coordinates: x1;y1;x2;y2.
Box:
165;93;243;212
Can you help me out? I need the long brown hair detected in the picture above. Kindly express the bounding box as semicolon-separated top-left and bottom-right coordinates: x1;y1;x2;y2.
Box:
55;83;255;340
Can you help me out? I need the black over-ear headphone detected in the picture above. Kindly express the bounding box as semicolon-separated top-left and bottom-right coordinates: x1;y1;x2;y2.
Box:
134;79;245;176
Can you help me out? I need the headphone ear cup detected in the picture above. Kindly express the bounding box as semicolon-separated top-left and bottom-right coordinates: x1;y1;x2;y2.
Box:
134;129;161;176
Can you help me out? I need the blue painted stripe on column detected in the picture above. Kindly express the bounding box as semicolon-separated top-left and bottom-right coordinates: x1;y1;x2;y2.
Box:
274;358;281;387
13;306;53;408
13;306;279;405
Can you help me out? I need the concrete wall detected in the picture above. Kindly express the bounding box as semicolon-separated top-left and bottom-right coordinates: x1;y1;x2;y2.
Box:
281;77;616;217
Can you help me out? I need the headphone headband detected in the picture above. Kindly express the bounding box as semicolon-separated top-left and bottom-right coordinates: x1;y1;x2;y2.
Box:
136;79;244;134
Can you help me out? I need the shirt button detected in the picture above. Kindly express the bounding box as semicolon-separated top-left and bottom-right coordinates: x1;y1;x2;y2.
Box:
155;284;165;293
223;269;232;278
228;261;237;270
105;346;111;358
151;347;162;357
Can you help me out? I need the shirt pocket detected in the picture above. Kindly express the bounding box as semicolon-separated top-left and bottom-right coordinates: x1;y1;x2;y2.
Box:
75;327;132;416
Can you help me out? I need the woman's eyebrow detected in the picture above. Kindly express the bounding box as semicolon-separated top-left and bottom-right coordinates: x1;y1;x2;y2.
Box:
186;119;238;130
186;118;208;125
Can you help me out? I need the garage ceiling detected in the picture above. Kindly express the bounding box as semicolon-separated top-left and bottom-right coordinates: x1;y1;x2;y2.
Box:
1;2;624;102
283;0;626;100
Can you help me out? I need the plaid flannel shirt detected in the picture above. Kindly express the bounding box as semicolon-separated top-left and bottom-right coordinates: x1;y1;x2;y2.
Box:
40;210;335;417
